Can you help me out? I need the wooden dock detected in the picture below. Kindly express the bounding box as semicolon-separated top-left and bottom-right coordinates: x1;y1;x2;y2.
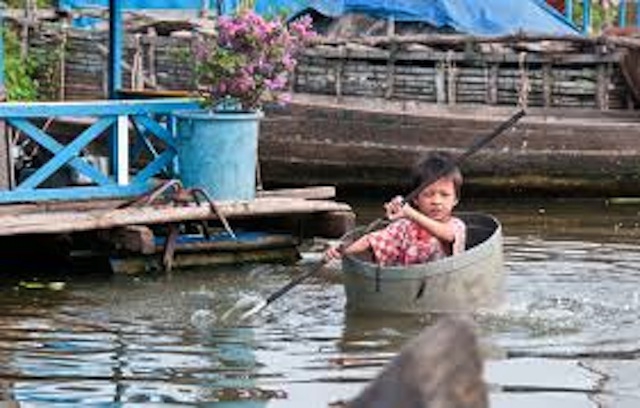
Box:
0;194;351;236
0;186;355;273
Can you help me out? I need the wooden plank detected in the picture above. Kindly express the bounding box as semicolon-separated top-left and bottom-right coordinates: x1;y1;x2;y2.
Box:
312;32;594;47
0;197;353;236
256;186;336;200
110;247;299;274
154;234;297;253
304;47;624;65
0;98;199;118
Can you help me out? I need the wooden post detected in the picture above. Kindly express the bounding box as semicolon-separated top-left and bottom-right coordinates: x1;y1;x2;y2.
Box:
385;41;397;99
59;17;69;101
517;52;530;109
0;5;10;190
543;63;552;108
116;115;129;185
131;34;143;90
108;0;123;99
446;51;457;105
596;63;610;111
486;64;498;105
335;46;346;100
147;27;158;89
20;0;35;60
435;62;446;104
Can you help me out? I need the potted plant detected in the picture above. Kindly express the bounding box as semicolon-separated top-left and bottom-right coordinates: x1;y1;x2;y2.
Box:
176;9;315;201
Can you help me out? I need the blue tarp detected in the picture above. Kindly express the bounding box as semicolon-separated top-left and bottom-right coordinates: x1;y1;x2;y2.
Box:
57;0;579;35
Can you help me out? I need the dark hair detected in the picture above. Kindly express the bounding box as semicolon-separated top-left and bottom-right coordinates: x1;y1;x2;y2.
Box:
410;151;463;198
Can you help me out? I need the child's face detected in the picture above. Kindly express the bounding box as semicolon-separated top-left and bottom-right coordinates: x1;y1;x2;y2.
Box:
413;177;459;221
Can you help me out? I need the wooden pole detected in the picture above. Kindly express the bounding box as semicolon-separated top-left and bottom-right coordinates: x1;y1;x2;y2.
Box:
0;4;9;190
108;0;123;99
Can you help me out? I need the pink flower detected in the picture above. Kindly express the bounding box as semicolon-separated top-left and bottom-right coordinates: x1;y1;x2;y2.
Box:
191;10;315;111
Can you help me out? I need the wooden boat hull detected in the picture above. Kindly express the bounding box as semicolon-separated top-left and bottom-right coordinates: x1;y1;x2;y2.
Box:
260;95;640;196
342;213;504;314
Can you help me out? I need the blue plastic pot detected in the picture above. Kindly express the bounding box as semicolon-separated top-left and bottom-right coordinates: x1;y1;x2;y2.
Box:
176;110;262;201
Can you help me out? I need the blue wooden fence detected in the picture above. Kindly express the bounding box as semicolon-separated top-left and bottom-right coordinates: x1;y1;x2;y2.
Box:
0;98;199;203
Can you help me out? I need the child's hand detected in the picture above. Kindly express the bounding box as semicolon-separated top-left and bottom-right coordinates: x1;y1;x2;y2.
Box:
324;245;343;261
384;196;407;220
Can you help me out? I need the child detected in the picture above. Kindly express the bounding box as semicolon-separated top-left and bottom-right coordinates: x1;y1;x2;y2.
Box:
326;152;466;266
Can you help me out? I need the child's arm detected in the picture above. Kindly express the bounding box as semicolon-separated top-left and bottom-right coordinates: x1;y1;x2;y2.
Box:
325;234;372;260
385;196;456;243
403;206;456;243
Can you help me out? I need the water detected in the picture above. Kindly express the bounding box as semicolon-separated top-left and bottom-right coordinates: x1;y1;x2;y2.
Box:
0;197;639;407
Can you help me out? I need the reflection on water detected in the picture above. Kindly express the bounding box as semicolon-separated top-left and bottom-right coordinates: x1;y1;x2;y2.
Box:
0;198;638;407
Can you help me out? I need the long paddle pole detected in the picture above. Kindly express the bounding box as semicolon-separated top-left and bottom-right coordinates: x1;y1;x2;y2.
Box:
232;109;526;321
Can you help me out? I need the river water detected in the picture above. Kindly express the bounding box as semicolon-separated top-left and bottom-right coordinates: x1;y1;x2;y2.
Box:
1;197;639;407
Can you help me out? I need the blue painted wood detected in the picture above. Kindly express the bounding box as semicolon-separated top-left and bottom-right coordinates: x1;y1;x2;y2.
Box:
133;150;176;184
8;118;114;186
133;115;176;148
0;99;199;117
636;1;640;27
16;117;114;189
130;118;159;162
0;184;152;203
619;0;627;27
582;0;591;33
565;0;573;22
109;0;123;99
0;98;200;203
168;115;180;175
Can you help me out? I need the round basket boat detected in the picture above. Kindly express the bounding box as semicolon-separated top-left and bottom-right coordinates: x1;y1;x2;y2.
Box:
342;212;505;314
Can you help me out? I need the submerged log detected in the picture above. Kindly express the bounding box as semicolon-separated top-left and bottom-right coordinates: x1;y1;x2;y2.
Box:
346;317;487;408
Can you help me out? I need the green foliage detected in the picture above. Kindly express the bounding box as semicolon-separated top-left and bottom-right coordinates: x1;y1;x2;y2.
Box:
3;29;39;101
570;0;618;34
3;0;54;7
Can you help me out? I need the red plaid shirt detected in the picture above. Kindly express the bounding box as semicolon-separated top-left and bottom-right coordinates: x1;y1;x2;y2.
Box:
367;217;466;266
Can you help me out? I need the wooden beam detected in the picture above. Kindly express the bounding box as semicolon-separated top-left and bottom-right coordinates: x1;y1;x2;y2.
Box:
97;225;155;254
110;247;299;274
0;197;353;236
256;186;336;200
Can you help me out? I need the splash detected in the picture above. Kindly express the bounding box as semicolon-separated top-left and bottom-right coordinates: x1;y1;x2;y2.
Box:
220;293;267;324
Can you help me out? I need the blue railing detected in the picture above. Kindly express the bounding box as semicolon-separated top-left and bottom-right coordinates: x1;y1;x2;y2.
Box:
0;98;199;203
618;0;640;27
559;0;640;33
